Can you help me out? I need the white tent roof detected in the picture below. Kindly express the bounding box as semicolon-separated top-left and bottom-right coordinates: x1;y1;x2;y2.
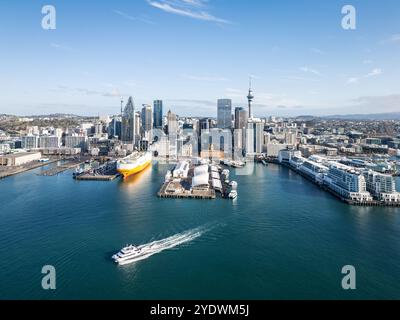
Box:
194;165;209;176
192;173;209;187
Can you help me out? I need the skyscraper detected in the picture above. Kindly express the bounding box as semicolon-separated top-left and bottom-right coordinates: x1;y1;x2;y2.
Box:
121;96;135;144
234;107;248;130
153;100;163;129
217;99;232;129
141;105;153;133
167;110;178;135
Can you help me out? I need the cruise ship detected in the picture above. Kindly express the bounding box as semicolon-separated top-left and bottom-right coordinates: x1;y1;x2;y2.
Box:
112;245;151;265
117;151;152;179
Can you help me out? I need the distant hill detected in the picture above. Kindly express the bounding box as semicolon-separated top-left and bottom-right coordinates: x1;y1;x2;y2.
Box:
322;112;400;120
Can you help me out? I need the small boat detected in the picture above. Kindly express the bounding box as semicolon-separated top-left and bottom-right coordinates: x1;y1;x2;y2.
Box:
228;190;238;199
229;181;238;189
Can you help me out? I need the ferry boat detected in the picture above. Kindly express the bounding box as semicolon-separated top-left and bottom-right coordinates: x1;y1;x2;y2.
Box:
112;245;150;265
117;151;152;179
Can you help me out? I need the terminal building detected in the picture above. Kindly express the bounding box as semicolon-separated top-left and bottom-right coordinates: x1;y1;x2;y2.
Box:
0;152;42;166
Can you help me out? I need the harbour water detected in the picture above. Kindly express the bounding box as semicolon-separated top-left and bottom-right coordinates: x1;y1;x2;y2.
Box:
0;162;399;299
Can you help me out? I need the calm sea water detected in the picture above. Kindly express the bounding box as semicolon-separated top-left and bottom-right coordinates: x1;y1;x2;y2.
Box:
0;161;399;300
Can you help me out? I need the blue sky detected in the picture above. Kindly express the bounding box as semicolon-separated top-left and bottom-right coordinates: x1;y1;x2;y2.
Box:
0;0;399;117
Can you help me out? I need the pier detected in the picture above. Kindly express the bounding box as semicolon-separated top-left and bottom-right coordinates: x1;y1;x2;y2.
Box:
158;181;216;199
280;161;400;207
0;159;59;179
38;160;84;176
74;174;119;181
157;161;235;200
73;160;119;181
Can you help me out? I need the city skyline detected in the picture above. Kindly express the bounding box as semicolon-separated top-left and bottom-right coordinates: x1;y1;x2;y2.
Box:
0;0;400;117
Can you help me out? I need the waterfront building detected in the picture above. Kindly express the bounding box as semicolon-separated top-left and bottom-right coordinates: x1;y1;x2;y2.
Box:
22;135;39;149
278;149;302;163
38;136;61;149
153;100;163;129
244;121;264;156
298;158;329;184
324;162;372;202
363;170;400;203
0;152;42;166
121;97;136;145
65;135;87;151
217;99;232;129
265;143;291;158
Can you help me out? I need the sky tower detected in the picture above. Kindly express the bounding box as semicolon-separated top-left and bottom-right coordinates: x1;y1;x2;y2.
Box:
247;77;254;119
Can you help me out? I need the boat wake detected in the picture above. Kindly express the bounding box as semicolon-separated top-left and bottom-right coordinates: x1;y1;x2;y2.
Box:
115;225;210;265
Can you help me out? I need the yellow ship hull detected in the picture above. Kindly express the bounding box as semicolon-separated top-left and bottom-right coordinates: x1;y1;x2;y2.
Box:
117;159;152;179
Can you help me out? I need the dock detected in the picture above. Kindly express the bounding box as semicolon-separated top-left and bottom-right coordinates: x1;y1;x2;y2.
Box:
73;160;119;181
158;180;216;199
74;174;120;181
0;159;59;179
38;160;84;176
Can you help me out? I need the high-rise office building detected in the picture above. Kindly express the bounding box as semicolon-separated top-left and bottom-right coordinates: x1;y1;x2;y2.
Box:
245;122;264;155
234;107;248;130
153;100;163;129
121;97;135;144
141;105;153;133
167;110;178;135
217;99;232;129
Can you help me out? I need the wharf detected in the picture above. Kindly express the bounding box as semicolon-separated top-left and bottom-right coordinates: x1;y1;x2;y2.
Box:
75;174;120;181
39;160;84;176
158;181;216;199
280;162;400;207
0;159;59;179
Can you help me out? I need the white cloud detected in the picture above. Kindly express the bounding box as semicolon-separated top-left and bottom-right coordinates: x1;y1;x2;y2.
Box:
346;68;383;85
113;10;155;24
300;66;321;76
366;68;383;77
146;0;230;24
